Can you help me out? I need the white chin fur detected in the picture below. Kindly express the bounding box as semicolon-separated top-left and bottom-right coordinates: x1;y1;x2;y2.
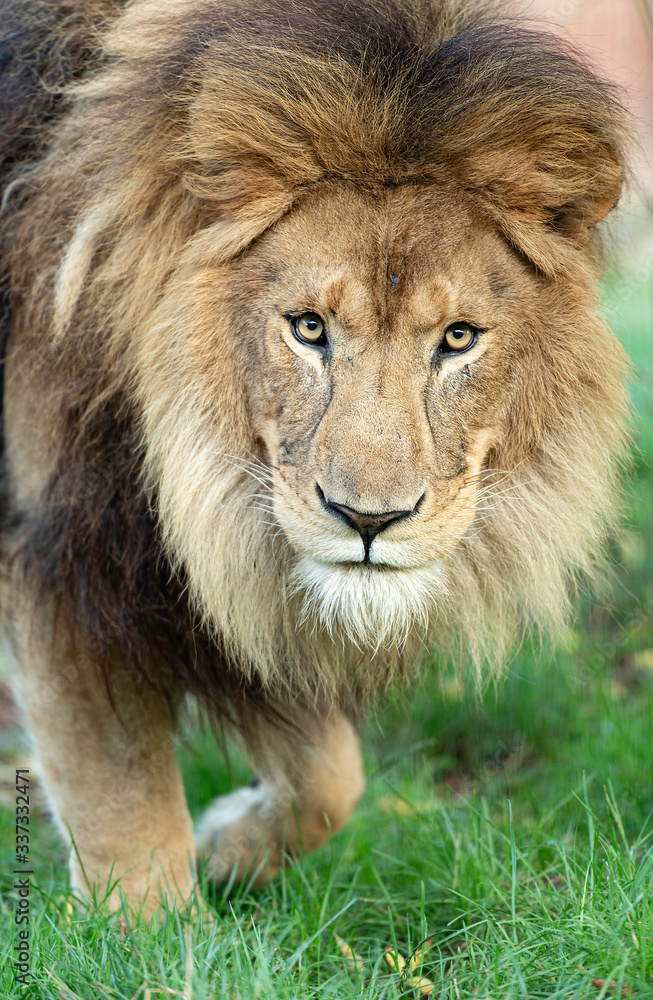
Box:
290;555;449;651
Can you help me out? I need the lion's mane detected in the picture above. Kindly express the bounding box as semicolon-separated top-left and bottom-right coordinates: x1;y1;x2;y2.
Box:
1;0;630;739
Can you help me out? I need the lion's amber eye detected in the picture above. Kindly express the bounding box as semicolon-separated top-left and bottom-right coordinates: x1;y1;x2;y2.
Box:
443;322;476;353
291;313;327;347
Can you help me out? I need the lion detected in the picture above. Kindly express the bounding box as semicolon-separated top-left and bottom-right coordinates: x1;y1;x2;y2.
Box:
0;0;630;914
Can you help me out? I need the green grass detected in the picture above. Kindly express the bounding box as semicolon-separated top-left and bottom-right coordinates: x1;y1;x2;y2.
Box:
1;260;653;998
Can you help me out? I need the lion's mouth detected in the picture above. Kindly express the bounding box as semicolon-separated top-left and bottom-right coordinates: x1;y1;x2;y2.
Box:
313;555;400;572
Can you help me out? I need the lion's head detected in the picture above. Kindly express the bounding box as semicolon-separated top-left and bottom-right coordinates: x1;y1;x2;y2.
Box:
9;0;630;712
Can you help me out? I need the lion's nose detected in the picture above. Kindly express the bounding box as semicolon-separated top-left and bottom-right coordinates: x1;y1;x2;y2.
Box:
326;500;412;537
320;488;423;557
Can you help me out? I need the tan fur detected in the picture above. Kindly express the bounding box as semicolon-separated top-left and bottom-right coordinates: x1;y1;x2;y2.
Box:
12;610;197;911
196;716;364;881
0;0;630;910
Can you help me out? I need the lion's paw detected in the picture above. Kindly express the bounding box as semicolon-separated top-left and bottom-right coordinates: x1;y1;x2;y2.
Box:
195;782;280;883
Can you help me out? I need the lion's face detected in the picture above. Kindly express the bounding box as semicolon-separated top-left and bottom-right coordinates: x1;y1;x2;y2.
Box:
137;175;626;671
223;182;525;641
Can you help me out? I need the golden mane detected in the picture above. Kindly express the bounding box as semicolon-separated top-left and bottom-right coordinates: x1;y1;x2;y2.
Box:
1;0;630;741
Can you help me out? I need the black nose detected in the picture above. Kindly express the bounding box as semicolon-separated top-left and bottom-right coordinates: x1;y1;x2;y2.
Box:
320;488;422;559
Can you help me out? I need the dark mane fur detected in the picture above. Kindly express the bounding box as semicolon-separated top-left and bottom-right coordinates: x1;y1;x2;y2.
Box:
0;0;119;534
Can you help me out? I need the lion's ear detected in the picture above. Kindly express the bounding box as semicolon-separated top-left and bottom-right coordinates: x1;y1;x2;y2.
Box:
182;177;295;265
474;140;624;275
541;143;623;238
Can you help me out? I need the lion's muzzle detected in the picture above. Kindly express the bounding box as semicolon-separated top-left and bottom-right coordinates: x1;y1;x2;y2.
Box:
318;484;425;562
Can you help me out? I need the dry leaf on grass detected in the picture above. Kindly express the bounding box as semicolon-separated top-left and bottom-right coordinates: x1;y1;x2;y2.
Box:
334;934;365;976
578;965;632;997
384;944;436;996
591;980;632;998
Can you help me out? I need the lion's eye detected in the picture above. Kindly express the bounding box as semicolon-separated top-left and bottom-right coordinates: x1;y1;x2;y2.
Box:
291;313;327;347
442;322;477;353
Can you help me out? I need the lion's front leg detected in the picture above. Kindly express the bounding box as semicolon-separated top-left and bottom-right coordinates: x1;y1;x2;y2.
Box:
13;624;196;917
196;713;364;882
